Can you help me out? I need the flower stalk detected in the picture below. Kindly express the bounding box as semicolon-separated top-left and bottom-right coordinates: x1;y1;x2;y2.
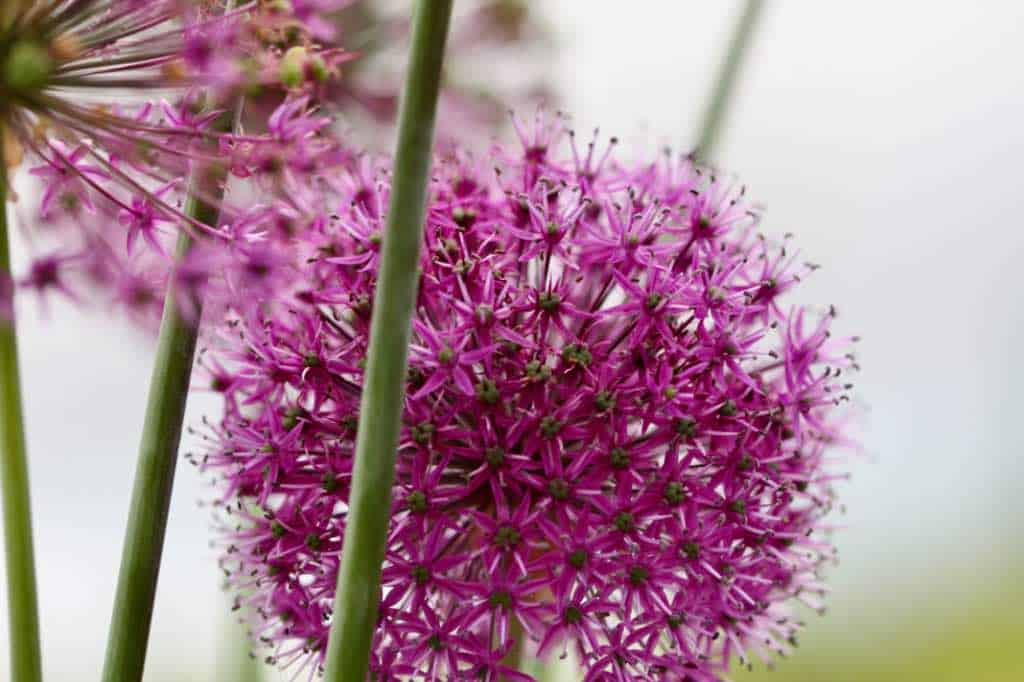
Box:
100;126;232;682
692;0;766;161
1;157;44;682
322;2;454;680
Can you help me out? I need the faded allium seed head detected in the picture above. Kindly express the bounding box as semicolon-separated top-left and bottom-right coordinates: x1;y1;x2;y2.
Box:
199;113;859;680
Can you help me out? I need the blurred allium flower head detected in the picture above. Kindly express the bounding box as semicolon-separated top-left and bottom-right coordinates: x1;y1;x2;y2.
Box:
328;0;554;140
0;0;351;320
199;113;858;680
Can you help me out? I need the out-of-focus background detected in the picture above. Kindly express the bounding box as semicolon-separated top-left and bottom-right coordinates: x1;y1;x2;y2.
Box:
3;1;1023;680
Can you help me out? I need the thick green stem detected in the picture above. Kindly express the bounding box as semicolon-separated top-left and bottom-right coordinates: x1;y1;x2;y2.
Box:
100;149;228;682
1;167;44;682
322;2;453;680
692;0;766;162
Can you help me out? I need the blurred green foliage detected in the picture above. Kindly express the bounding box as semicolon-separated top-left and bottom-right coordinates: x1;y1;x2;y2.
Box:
736;585;1024;681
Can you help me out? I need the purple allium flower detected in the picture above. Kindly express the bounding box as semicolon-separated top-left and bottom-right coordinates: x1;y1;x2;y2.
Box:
199;115;858;680
1;1;352;320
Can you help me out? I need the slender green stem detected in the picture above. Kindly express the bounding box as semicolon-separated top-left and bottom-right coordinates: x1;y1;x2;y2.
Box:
1;165;44;682
322;2;453;680
501;618;526;674
100;138;230;682
692;0;766;162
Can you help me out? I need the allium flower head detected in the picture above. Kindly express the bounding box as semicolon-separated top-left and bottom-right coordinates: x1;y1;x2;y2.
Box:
1;0;352;320
1;1;348;164
201;114;858;680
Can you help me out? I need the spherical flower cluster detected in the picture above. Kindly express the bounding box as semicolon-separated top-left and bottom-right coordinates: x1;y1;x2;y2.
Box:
199;115;857;680
1;0;350;321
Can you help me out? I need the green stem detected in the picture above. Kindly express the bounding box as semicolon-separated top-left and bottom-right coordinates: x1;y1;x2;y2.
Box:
321;2;454;680
1;165;44;682
692;0;766;162
100;142;229;682
501;618;526;674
